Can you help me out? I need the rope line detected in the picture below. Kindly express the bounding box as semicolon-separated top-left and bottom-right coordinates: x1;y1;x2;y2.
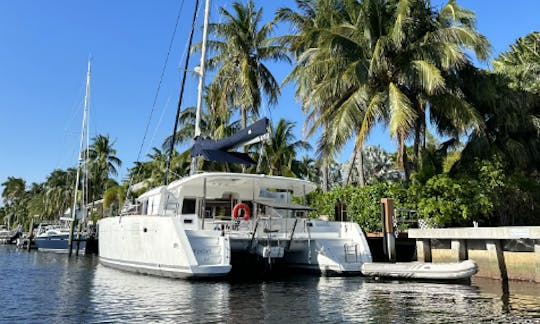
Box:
126;0;187;196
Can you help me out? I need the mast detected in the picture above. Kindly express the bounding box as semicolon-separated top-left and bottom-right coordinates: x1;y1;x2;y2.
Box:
68;58;91;256
164;0;201;185
190;0;211;175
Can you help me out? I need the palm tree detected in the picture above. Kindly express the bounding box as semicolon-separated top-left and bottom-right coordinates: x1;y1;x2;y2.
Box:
89;134;122;176
26;182;45;219
1;177;26;206
205;0;288;128
1;177;26;227
255;118;311;176
88;134;122;203
42;168;77;220
493;32;540;95
456;65;540;172
296;155;318;183
281;0;489;180
277;0;347;190
342;146;402;185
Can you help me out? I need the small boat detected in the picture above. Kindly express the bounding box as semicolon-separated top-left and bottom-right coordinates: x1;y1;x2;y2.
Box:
0;225;22;244
361;260;478;281
34;223;86;254
0;227;12;244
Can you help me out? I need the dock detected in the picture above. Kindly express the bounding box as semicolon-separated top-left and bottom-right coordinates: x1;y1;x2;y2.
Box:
408;226;540;282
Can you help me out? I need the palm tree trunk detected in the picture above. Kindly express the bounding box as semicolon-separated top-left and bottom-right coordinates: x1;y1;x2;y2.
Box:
241;108;248;173
413;119;421;171
344;138;365;186
321;158;329;192
356;150;365;186
397;130;410;180
413;107;426;172
344;150;356;186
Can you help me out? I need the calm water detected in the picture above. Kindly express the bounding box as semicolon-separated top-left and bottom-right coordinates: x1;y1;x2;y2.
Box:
1;245;539;323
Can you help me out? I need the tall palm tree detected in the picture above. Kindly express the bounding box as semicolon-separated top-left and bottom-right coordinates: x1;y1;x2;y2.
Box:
42;168;77;219
1;177;26;206
89;134;122;176
88;134;122;202
205;0;288;128
281;0;489;181
277;0;347;190
1;177;26;227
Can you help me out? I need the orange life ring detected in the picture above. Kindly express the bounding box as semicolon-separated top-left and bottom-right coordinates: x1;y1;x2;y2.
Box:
232;203;251;221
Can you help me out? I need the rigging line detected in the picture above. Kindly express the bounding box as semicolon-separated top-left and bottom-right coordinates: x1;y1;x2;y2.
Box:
164;0;201;185
148;96;172;152
56;80;86;170
126;0;186;194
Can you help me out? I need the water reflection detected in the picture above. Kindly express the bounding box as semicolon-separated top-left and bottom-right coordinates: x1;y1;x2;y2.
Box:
1;245;539;323
0;247;97;323
88;267;540;323
90;265;231;323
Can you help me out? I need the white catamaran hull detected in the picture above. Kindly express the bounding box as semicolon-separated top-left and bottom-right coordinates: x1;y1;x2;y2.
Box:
99;215;231;278
228;219;372;275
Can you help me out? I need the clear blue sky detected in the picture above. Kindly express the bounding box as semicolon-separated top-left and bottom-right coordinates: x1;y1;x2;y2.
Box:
1;0;539;188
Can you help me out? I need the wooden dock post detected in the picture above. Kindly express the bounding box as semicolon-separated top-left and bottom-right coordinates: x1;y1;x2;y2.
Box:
535;241;540;283
486;240;508;281
27;217;34;252
381;198;396;262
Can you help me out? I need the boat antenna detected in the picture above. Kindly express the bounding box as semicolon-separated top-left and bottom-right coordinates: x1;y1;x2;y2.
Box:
190;0;211;175
164;0;202;186
68;57;91;256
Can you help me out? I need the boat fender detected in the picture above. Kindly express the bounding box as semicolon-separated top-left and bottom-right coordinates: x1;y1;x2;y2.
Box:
232;203;251;221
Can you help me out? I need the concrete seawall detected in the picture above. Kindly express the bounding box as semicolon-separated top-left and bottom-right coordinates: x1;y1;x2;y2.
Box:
408;227;540;282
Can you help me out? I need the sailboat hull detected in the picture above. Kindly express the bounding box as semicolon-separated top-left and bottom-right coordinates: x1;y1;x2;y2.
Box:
98;215;232;278
34;234;86;254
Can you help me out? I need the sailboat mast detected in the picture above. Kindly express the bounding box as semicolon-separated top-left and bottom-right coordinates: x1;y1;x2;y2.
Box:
191;0;211;175
68;58;91;255
164;0;201;185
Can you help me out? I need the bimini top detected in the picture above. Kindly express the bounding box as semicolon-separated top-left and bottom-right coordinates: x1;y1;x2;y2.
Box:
167;172;317;200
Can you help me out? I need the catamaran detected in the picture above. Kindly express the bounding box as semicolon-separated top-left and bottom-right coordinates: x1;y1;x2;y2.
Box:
97;0;373;278
99;170;373;277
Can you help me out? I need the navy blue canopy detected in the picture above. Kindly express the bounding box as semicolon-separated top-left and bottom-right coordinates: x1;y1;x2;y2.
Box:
191;118;269;165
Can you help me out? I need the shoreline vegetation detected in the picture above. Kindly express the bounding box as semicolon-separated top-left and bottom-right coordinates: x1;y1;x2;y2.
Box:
2;0;539;231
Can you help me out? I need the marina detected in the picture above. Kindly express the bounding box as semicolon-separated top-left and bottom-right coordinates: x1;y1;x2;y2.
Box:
1;0;540;322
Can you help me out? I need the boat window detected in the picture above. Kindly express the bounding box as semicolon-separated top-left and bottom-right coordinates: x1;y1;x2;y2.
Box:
295;210;307;218
181;198;196;214
205;199;233;220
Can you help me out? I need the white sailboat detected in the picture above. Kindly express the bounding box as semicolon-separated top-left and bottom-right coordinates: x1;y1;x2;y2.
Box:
97;0;373;278
35;59;91;255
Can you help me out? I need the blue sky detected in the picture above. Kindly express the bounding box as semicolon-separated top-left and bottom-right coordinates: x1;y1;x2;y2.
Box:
1;0;539;188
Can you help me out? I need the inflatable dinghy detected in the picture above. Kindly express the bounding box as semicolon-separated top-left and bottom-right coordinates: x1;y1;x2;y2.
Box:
361;260;478;280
